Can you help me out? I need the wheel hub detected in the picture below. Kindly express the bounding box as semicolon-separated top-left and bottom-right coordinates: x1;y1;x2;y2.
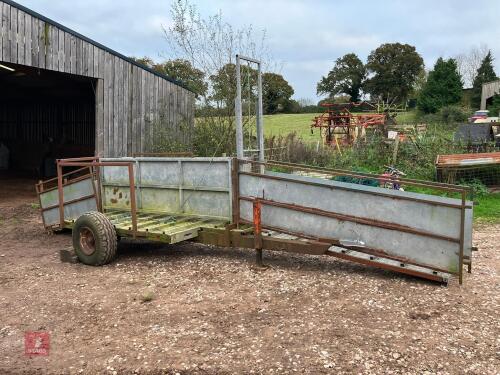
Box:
79;227;96;255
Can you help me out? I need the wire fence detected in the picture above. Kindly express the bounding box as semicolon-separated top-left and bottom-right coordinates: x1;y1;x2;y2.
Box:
436;164;500;189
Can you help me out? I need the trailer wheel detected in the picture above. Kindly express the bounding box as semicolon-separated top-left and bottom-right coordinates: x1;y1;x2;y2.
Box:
72;212;117;266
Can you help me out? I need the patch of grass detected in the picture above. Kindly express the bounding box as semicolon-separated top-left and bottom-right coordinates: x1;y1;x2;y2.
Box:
140;290;155;303
30;202;40;209
473;193;500;224
263;113;321;142
394;111;418;124
261;111;419;142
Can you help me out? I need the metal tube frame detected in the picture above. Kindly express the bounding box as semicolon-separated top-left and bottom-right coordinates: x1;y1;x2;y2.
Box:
56;158;138;237
235;54;264;162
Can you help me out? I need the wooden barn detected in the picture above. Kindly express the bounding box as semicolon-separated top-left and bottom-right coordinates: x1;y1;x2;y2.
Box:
0;0;195;178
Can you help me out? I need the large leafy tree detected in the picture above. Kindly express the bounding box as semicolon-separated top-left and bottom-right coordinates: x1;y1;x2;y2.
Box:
130;57;208;97
262;72;294;114
153;59;208;96
417;58;463;113
471;51;497;108
364;43;424;103
317;53;365;102
130;56;155;68
210;63;257;110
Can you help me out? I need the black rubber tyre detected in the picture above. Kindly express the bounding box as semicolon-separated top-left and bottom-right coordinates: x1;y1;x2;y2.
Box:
72;211;117;266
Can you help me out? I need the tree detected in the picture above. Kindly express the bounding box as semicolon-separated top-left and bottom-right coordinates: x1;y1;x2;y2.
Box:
364;43;424;103
160;0;273;156
454;44;489;88
130;56;155;68
209;63;257;111
417;58;463;113
317;53;365;102
262;72;294;114
471;51;497;108
164;0;270;101
153;59;208;96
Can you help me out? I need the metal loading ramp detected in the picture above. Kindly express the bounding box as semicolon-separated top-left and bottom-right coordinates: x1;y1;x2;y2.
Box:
36;156;474;285
260;229;452;283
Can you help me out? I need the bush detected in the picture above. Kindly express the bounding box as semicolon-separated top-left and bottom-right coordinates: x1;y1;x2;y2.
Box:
265;133;333;166
265;123;463;181
460;178;489;198
439;105;469;123
418;105;469;125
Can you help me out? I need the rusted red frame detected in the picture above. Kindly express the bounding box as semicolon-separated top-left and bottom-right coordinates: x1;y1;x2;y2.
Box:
253;199;263;266
56;158;138;237
255;159;471;193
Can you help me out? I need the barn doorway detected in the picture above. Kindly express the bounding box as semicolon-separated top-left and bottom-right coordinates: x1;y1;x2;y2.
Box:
0;61;96;180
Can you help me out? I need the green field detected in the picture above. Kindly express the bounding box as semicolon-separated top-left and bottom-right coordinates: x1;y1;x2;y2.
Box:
263;113;321;141
262;111;419;141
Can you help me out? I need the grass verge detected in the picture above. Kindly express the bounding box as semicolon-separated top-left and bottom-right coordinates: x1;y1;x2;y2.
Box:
474;193;500;224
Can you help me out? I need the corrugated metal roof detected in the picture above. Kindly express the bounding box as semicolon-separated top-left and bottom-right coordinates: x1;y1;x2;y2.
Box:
436;152;500;167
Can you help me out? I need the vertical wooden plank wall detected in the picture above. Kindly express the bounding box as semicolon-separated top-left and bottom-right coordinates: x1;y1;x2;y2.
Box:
0;0;195;157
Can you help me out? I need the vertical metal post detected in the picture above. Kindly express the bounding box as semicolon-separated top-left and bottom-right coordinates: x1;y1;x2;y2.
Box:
57;161;64;229
128;163;138;238
253;199;263;266
459;190;466;285
256;63;264;163
231;158;240;227
95;164;103;212
235;55;244;159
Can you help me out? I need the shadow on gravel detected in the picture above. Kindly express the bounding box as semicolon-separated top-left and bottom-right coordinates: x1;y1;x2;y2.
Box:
115;238;438;286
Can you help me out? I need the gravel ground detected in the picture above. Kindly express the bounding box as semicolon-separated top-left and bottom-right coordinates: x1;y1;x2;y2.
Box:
0;178;499;374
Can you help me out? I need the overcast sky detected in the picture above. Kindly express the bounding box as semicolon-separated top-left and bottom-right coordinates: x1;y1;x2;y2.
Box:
18;0;500;100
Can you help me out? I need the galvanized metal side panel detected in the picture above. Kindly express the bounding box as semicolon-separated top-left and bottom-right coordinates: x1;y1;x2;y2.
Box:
100;157;232;220
43;200;98;226
242;172;469;239
39;178;97;226
239;172;473;273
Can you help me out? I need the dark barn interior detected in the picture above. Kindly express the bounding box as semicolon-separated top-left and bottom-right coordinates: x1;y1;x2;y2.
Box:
0;62;96;178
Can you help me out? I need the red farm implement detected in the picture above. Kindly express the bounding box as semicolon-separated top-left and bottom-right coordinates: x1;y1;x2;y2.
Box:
311;102;387;148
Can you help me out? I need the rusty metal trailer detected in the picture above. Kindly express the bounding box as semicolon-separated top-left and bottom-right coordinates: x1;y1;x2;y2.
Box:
35;155;474;285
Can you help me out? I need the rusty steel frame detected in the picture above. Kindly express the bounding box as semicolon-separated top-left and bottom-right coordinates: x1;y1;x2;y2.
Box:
36;165;97;229
194;226;448;282
56;158;138;237
250;159;471;194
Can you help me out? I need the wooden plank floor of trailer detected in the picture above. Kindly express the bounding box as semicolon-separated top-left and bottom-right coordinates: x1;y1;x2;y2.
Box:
64;209;229;244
